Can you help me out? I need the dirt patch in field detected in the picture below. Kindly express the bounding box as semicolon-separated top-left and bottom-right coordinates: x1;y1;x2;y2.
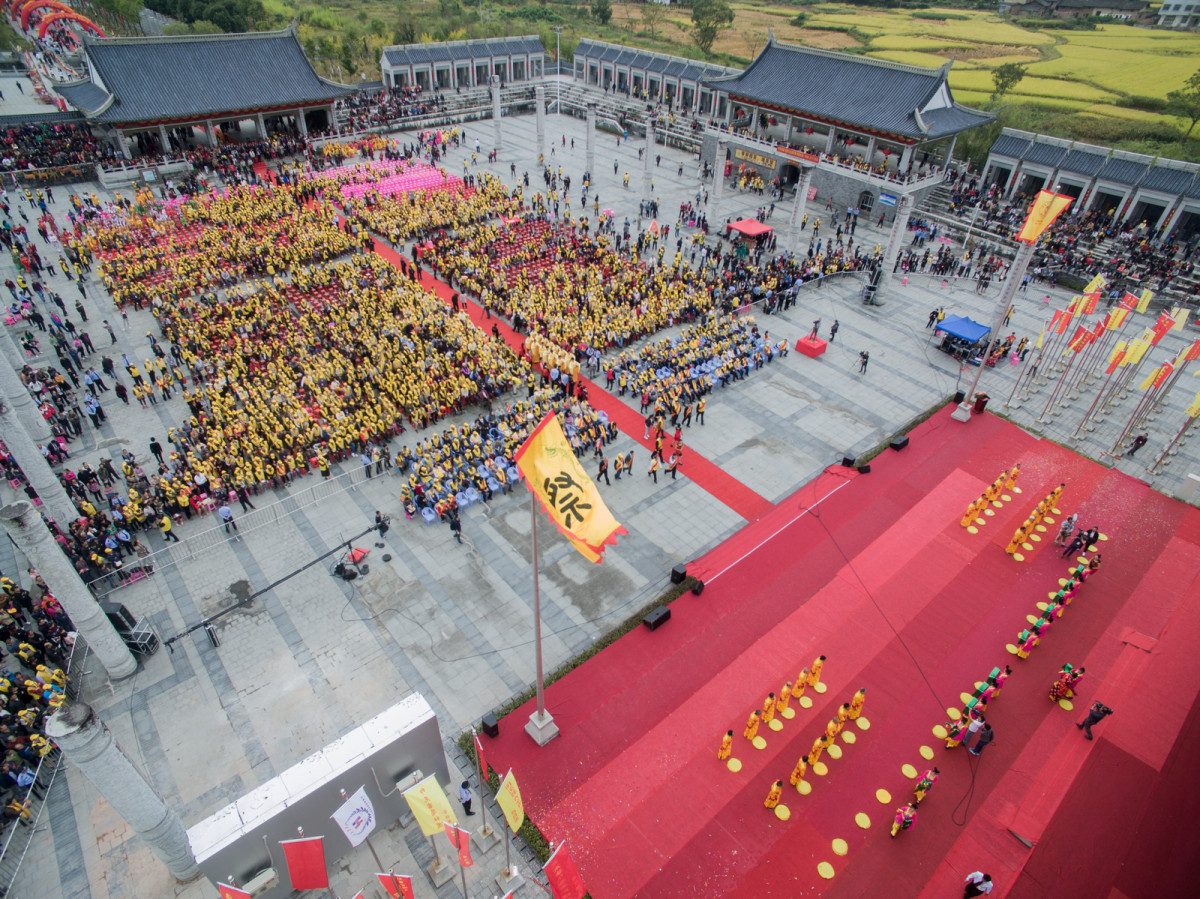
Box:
948;43;1041;61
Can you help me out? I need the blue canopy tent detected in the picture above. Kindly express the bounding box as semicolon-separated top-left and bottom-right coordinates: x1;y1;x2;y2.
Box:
935;315;991;362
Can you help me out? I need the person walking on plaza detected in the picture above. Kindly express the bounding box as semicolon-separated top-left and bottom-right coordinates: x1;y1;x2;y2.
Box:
858;350;869;373
1077;701;1113;740
218;503;239;536
598;454;610;486
1126;433;1148;457
459;781;474;816
230;486;255;513
968;723;993;756
829;320;839;342
648;455;659;483
160;513;180;543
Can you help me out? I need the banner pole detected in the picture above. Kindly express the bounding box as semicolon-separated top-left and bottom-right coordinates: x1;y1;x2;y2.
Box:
533;491;545;719
472;727;492;838
461;848;469;899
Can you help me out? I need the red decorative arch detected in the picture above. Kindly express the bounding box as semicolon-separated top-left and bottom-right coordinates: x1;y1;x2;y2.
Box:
21;0;72;31
37;10;104;38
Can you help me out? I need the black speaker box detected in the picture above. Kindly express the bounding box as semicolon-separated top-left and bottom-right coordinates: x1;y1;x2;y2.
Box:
670;563;687;584
101;601;137;631
481;712;500;738
890;435;910;451
691;580;705;596
841;455;856;468
858;464;871;474
643;607;671;630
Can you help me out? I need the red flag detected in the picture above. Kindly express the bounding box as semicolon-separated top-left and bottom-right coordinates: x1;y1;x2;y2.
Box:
474;732;490;780
376;873;415;899
1081;291;1099;315
1056;308;1074;335
1119;292;1139;311
544;842;588;899
1155;361;1175;388
1152;312;1176;344
1049;308;1063;332
1091;320;1105;340
444;823;474;867
218;886;251;899
1067;324;1090;353
1186;339;1200;362
281;837;329;890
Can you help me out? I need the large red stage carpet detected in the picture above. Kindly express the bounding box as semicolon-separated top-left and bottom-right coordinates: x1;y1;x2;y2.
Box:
482;406;1200;898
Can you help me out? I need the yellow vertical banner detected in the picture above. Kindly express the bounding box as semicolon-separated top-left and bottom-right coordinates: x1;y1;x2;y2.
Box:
495;770;525;833
1083;273;1106;295
515;412;627;563
1137;289;1153;313
1186;390;1200;419
402;777;458;837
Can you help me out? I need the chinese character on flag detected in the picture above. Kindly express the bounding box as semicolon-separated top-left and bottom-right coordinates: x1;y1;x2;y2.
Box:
516;412;627;563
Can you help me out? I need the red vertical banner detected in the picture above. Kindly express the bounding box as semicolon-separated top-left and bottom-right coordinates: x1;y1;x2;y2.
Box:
376;872;415;899
444;822;474;867
474;732;490;780
280;836;330;890
544;842;588;899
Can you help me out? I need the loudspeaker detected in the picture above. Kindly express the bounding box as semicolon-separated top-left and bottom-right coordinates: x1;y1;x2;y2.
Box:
670;563;687;584
481;712;500;739
954;390;966;404
858;464;871;474
643;607;671;631
101;601;136;631
841;455;856;468
890;435;910;451
691;580;705;596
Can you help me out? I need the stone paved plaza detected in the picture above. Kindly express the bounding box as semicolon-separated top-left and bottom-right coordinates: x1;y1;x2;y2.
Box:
2;106;1198;899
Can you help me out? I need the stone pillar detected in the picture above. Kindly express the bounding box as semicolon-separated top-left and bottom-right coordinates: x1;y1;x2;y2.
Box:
204;120;217;148
585;102;596;178
157;124;170;153
256;113;267;140
0;338;52;445
783;115;793;143
942;134;957;172
0;502;136;679
642;120;654;198
709;140;726;222
117;131;132;160
47;703;198;881
789;166;814;254
492;84;503;150
899;144;913;172
535;83;546;159
865;136;877;166
296;110;307;138
0;364;74;526
825;127;836;154
873;193;914;307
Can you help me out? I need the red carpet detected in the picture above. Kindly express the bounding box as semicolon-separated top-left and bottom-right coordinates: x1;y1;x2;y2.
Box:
480;406;1200;898
367;236;771;522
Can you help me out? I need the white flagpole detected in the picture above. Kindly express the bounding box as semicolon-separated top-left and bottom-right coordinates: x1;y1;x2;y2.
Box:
525;492;559;745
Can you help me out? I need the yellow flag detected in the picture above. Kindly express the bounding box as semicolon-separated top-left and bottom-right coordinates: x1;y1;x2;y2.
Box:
495;770;525;833
1083;273;1106;295
516;412;627;563
1017;190;1073;243
402;776;458;837
1106;308;1129;330
1137;289;1153;314
1186;390;1200;418
1138;366;1162;390
1034;326;1045;350
1173;309;1190;332
1125;338;1151;366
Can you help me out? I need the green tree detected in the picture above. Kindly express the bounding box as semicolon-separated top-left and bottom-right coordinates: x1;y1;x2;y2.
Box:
639;2;665;38
591;0;611;24
1166;68;1200;140
991;63;1027;102
691;0;734;55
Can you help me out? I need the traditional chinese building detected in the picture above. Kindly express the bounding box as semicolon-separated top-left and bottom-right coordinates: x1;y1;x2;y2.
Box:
703;33;993;177
380;36;546;92
57;27;351;158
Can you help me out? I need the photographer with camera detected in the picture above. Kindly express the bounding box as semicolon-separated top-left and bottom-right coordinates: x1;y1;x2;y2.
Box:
1077;701;1113;740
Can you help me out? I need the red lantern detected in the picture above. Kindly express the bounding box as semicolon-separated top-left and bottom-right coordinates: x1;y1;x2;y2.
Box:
883;148;891;157
805;127;813;135
769;117;776;125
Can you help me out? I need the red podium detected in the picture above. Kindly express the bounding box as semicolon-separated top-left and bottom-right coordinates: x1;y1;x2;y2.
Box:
795;336;828;358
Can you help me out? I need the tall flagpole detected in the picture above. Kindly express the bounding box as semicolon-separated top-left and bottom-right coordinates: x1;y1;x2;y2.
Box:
525;492;559;745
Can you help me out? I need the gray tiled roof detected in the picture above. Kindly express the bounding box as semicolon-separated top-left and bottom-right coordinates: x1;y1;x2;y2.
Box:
1140;164;1197;194
1058;148;1107;176
1186;177;1200;199
384;35;543;68
1097;157;1149;186
56;80;111;115
1023;142;1067;167
69;29;350;124
704;37;992;140
574;40;738;85
989;132;1033;159
0;110;84;127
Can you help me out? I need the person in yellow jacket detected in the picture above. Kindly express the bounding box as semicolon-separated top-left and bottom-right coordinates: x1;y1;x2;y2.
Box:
160;513;180;543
